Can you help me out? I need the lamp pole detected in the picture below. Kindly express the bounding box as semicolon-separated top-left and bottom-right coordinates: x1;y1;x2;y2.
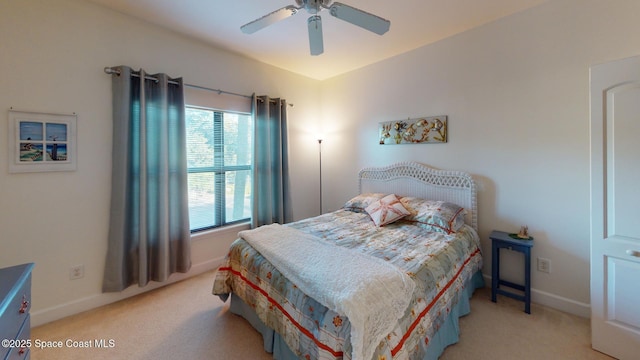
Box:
318;138;323;215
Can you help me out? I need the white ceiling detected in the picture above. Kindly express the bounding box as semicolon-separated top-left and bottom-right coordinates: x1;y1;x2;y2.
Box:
87;0;549;80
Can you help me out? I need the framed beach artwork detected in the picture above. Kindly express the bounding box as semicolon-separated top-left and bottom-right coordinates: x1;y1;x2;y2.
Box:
8;110;77;173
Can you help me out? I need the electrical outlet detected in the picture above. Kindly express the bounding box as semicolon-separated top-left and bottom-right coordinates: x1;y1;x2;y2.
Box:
69;264;84;280
537;257;551;273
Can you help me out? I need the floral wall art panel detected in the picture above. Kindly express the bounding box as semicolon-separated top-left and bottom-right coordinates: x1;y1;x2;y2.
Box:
379;116;447;145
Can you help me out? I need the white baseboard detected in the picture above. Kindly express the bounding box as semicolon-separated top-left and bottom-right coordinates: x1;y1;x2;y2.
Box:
531;287;591;318
482;274;591;318
31;257;225;327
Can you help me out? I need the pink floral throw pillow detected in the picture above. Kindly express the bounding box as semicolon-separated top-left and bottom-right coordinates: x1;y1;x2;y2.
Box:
365;194;410;227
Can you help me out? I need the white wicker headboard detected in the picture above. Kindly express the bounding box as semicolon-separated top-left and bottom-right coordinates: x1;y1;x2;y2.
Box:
358;162;478;230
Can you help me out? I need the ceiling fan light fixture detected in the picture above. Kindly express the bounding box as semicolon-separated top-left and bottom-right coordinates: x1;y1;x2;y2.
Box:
296;0;333;14
240;0;389;55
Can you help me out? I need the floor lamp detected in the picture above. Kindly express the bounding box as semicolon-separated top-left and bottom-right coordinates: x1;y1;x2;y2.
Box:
318;138;323;215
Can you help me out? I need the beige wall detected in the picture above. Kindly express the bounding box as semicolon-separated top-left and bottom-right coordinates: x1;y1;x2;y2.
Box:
319;0;640;316
0;0;321;326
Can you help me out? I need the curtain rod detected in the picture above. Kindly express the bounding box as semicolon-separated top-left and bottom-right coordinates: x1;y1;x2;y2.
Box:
103;67;248;99
103;67;293;106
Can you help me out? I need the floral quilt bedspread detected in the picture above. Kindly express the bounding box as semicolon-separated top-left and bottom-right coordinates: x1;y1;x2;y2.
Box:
212;209;483;360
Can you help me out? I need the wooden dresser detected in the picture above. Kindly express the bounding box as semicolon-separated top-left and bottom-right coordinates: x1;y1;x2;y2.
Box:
0;263;34;360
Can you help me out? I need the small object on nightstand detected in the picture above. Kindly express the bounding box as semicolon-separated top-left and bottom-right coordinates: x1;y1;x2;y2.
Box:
508;225;533;241
490;230;533;314
518;225;529;239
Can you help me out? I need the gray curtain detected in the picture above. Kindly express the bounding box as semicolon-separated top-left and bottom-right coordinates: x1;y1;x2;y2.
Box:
252;95;293;227
103;66;191;292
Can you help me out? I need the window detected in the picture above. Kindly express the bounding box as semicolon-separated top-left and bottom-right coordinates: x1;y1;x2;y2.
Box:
185;106;253;232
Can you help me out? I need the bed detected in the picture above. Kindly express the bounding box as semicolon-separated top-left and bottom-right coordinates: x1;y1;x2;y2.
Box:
213;162;484;360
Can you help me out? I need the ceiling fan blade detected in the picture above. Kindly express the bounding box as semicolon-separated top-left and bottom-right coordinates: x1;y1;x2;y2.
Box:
307;15;324;56
241;5;298;34
329;2;390;35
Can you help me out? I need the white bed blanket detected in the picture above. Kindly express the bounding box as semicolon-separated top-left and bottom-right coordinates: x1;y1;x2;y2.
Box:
239;223;415;360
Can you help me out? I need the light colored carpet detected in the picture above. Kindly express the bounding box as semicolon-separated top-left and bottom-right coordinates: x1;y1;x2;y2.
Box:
439;288;612;360
32;271;612;360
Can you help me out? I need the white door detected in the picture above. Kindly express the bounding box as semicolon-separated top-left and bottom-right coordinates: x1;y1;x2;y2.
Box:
590;55;640;359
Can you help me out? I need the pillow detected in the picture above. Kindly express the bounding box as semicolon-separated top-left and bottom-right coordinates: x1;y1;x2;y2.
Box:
399;197;466;234
343;193;387;213
365;194;410;227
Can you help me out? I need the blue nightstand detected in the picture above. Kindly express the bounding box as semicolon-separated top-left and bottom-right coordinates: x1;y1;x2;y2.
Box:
490;230;533;314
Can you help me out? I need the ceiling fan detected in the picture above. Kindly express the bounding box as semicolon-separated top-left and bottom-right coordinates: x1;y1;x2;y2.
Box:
240;0;391;56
